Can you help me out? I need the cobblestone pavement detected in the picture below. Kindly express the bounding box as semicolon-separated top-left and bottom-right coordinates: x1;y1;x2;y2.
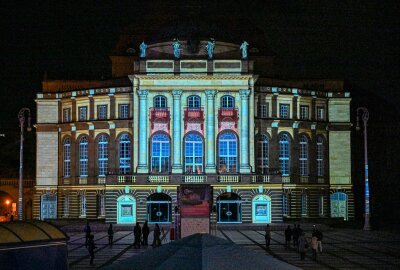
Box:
68;229;400;269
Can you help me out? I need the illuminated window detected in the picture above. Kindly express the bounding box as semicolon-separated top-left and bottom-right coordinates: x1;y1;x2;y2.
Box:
79;136;89;177
119;134;131;174
257;134;269;174
184;133;203;174
151;133;170;173
63;138;71;177
221;95;235;109
258;103;268;118
188;95;201;108
97;135;108;176
78;106;87;121
154;96;167;108
279;104;290;118
317;137;324;176
119;104;129;119
319;195;324;216
300;105;309;120
317;106;325;121
279;134;290;176
97;195;105;217
282;193;290;216
79;194;87;217
301;191;308;216
98;105;107;120
63;108;71;122
299;135;309;176
218;132;238;173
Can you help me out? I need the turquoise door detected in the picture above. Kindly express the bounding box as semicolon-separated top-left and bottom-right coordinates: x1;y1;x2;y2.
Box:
117;195;136;224
252;195;271;223
330;192;348;221
41;194;57;220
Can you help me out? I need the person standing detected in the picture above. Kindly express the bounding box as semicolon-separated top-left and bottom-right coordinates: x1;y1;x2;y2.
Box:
316;228;323;254
311;235;318;261
107;223;114;247
142;221;150;246
87;234;96;266
298;232;307;260
152;223;161;247
264;224;271;248
292;224;299;249
134;222;142;249
284;225;292;249
84;221;91;248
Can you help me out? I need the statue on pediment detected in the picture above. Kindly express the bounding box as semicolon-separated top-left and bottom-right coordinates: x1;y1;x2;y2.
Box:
240;41;249;59
139;41;148;58
172;39;182;58
206;38;216;59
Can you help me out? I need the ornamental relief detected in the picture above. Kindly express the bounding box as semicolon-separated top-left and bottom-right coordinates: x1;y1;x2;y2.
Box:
219;121;238;133
184;122;203;135
151;122;170;135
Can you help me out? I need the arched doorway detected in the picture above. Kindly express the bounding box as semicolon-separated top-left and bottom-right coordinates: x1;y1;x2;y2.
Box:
117;195;136;224
41;193;57;220
147;193;172;224
252;195;271;223
217;192;242;223
330;192;348;220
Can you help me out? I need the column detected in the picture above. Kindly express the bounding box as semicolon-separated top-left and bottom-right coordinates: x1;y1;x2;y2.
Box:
137;90;149;173
239;89;251;173
205;90;217;173
172;90;183;173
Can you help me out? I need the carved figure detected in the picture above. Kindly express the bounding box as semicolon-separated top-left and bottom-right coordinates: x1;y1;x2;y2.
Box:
240;41;249;59
206;38;215;59
139;41;148;58
172;39;182;58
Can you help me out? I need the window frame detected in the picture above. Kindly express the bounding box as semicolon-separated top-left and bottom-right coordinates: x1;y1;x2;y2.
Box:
279;104;290;119
119;104;130;119
221;95;235;109
63;138;71;178
187;95;201;108
79;136;89;177
78;106;88;121
154;95;167;108
119;133;131;175
256;134;269;174
218;131;238;173
63;108;71;123
150;133;170;174
97;135;109;176
317;106;325;121
279;133;290;176
184;133;204;174
299;135;309;176
317;137;324;177
299;105;309;120
97;105;108;120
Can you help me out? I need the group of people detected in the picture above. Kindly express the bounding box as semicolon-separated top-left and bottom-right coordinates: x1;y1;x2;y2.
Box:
265;223;323;261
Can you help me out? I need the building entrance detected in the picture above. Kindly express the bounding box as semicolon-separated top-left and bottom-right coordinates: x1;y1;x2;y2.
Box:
217;192;242;223
147;193;172;223
40;193;57;220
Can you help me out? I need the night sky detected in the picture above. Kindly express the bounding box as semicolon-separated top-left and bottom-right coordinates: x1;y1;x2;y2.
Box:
1;1;399;227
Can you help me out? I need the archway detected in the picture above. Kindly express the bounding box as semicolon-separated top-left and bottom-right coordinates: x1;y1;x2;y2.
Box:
252;194;271;223
117;195;136;224
217;192;242;223
147;193;172;224
330;192;348;220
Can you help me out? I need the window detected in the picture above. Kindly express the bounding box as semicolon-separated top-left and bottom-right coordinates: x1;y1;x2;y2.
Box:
79;136;89;177
218;132;238;173
300;105;309;120
221;95;235;109
187;95;201;108
98;105;107;120
317;137;324;177
279;104;290;119
78;106;87;121
258;103;268;118
97;135;108;176
301;191;308;216
279;134;290;176
154;96;167;108
319;195;324;216
119;134;131;174
151;133;170;173
282;193;290;217
184;133;203;173
317;106;325;121
63;138;71;177
257;134;269;174
299;135;309;176
79;194;87;217
63;108;71;122
119;104;129;119
98;195;105;217
63;195;69;217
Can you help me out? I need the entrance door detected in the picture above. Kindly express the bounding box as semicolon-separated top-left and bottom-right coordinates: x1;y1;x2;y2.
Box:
252;195;271;223
147;193;172;224
117;195;136;224
41;194;57;220
217;193;242;223
330;192;348;220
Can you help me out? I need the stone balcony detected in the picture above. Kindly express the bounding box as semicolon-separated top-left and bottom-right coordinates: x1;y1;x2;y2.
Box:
218;108;239;128
184;107;204;129
150;108;170;128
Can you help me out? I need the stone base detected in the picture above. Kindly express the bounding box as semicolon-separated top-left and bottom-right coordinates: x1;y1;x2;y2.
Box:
172;165;183;173
137;165;149;174
240;165;251;174
205;165;216;174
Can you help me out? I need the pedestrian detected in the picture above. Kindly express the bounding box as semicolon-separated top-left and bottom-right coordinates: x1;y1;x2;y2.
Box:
292;224;299;249
84;221;91;248
87;234;96;266
107;223;114;247
142;221;150;246
298;232;307;260
134;222;142;249
284;225;292;249
264;224;271;248
10;214;14;222
310;235;318;261
316;227;323;253
152;223;161;247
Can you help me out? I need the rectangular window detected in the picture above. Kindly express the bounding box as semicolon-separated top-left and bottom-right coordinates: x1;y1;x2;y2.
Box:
317;106;325;121
119;104;129;119
301;192;308;216
63;196;69;217
283;193;289;216
78;106;87;121
258;103;268;118
63;108;71;122
279;104;290;119
299;105;309;120
319;195;324;216
317;141;324;177
80;195;86;217
98;105;108;120
97;195;105;217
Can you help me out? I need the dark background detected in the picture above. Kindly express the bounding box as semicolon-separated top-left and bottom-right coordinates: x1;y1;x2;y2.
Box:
0;1;399;228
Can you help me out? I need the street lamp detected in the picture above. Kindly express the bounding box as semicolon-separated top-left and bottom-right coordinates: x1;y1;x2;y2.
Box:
18;108;31;221
356;107;370;231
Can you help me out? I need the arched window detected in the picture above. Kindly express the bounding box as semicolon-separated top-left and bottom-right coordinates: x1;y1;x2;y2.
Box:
279;134;290;176
154;95;167;108
119;134;131;174
221;95;235;109
299;135;309;176
317;137;324;177
218;132;238;173
151;133;170;173
187;95;201;108
257;134;269;174
184;133;203;173
97;135;108;176
79;136;89;177
63;138;71;177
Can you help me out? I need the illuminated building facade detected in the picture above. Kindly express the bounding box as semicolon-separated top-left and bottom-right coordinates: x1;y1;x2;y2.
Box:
33;38;353;225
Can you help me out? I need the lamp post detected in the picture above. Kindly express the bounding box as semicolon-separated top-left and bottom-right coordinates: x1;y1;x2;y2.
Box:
356;107;370;231
18;108;31;221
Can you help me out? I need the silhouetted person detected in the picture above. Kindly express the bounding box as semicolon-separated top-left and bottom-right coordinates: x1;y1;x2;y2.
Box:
311;235;318;261
108;223;114;246
84;221;91;247
284;225;292;249
10;214;14;222
292;224;299;249
142;221;149;246
298;232;307;260
264;224;271;248
152;223;161;247
87;234;96;266
315;227;323;253
134;222;142;248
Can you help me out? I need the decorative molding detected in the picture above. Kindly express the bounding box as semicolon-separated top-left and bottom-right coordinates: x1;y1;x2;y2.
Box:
239;89;251;98
205;90;217;99
137;89;149;98
171;90;183;98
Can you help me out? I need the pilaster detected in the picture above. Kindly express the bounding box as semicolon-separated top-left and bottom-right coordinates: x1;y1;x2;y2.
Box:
239;89;251;173
205;90;217;173
172;90;183;173
137;89;149;173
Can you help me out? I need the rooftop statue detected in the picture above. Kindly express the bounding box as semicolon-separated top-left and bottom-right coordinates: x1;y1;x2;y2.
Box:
172;39;182;58
206;38;216;59
139;41;148;58
240;41;249;59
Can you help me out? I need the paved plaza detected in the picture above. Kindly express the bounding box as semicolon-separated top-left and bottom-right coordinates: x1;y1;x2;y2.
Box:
67;228;400;269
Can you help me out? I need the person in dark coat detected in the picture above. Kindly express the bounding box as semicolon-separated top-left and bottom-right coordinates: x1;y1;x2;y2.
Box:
152;223;161;247
107;223;114;247
264;224;271;248
142;221;150;246
284;225;292;249
87;234;96;266
84;221;91;248
133;222;142;249
316;227;323;253
298;232;307;260
292;224;299;249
